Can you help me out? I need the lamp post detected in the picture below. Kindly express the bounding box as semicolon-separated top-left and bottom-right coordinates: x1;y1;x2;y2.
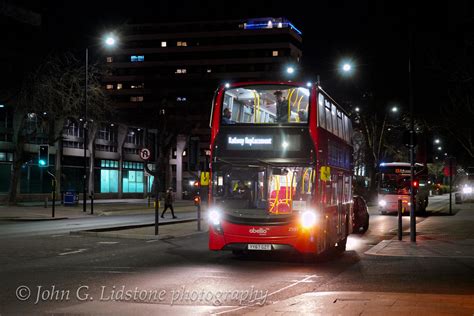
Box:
409;31;416;243
83;48;88;212
83;34;117;213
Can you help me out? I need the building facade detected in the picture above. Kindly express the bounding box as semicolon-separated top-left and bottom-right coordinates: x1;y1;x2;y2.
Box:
102;17;303;199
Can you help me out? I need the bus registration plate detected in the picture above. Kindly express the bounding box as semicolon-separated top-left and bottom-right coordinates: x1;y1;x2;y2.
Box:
248;244;272;251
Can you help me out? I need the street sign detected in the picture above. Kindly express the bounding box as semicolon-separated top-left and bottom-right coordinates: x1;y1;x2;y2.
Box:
200;171;210;186
139;148;151;161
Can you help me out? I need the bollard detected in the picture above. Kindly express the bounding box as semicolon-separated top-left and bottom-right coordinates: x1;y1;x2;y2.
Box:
52;180;56;218
44;197;48;208
197;204;201;231
398;199;402;241
155;191;159;235
194;196;201;231
90;191;94;215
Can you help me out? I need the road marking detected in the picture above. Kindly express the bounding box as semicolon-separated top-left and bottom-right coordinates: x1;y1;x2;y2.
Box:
214;274;320;315
51;234;65;238
97;241;119;245
146;240;159;243
58;248;88;256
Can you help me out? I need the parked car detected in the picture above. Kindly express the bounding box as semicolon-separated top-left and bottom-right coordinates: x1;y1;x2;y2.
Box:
353;195;369;233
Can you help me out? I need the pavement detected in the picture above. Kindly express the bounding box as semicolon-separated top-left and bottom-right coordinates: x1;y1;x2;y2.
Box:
0;199;198;220
74;220;209;240
365;201;474;259
0;198;208;240
242;291;474;316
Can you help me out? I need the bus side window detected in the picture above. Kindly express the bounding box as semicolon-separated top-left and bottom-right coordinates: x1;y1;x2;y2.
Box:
318;93;326;129
332;175;338;205
344;175;351;203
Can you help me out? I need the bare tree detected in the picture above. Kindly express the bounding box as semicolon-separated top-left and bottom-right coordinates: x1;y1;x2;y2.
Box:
429;36;474;160
6;53;110;204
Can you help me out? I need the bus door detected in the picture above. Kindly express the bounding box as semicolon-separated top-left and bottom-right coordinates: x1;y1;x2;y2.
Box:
337;174;344;236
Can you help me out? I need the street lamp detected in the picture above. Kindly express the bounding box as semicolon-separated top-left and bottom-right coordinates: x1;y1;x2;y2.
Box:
434;138;440;144
83;33;118;213
105;36;116;46
339;60;355;77
286;66;295;74
342;63;352;72
391;106;399;113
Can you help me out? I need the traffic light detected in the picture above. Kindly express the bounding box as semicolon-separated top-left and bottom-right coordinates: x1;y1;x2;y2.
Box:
38;145;49;167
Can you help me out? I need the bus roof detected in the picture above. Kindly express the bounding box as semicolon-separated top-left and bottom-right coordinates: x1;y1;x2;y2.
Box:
379;162;425;167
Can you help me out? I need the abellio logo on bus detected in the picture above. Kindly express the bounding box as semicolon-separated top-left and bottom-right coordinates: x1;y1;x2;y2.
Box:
249;227;269;235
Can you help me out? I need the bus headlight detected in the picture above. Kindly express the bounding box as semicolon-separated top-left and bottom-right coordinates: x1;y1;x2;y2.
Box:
462;186;472;194
208;209;221;226
300;210;318;229
378;199;387;207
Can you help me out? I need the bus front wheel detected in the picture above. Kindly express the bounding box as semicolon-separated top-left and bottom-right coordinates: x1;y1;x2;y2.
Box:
335;237;347;252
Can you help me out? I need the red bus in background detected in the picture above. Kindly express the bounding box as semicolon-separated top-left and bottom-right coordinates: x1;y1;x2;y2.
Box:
208;82;354;255
377;162;429;214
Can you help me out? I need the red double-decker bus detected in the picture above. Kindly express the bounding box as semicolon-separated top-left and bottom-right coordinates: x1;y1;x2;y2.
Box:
208;82;353;255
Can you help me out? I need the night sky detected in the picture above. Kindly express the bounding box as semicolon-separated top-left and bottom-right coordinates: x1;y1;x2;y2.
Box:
30;1;471;106
8;0;474;160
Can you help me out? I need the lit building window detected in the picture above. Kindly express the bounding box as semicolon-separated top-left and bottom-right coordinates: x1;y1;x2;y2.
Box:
130;96;144;102
177;41;187;47
106;84;114;90
161;41;167;47
175;68;187;74
106;56;113;63
131;55;144;62
176;97;187;102
272;50;279;57
117;83;123;90
131;83;144;89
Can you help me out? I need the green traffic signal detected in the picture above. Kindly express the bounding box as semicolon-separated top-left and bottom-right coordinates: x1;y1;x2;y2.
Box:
38;145;49;167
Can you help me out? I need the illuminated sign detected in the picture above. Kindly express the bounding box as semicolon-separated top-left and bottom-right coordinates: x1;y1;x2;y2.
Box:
395;168;411;174
227;135;273;150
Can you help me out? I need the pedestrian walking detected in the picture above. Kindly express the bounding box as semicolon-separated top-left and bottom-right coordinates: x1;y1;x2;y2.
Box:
161;187;177;219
